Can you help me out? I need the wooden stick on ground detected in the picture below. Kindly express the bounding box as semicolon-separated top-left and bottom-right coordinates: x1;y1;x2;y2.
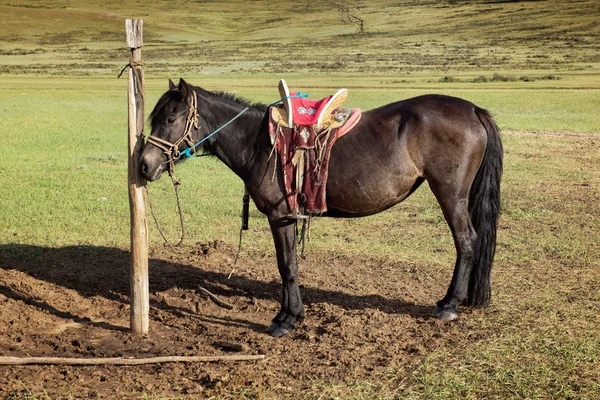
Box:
198;285;234;310
0;354;265;366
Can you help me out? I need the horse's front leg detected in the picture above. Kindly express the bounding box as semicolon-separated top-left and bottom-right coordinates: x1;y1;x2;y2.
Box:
265;218;305;337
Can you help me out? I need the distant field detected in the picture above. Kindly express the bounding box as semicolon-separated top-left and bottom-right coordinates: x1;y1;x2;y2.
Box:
0;0;599;77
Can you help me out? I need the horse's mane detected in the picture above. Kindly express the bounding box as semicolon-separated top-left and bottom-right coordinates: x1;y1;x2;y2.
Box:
149;86;268;129
209;89;269;113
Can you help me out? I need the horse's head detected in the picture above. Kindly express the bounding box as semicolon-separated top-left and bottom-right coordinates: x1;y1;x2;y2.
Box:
140;78;198;181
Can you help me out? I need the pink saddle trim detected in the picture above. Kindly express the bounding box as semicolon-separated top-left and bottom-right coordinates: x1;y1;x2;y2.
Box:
336;108;362;138
290;92;332;126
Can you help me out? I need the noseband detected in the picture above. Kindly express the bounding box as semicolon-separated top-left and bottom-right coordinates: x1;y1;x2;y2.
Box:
146;91;199;174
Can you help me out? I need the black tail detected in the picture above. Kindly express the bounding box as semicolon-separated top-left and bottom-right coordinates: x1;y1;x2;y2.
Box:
467;108;503;307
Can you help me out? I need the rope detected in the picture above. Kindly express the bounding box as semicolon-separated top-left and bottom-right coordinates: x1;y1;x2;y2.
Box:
178;107;249;159
267;93;309;107
228;189;250;279
145;95;250;248
147;174;186;247
117;60;142;79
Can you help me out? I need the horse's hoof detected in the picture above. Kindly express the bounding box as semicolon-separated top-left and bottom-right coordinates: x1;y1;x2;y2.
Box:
437;309;459;321
271;326;291;337
265;323;278;333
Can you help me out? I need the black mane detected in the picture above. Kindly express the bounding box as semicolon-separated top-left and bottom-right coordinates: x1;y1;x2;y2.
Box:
210;89;269;112
149;85;268;129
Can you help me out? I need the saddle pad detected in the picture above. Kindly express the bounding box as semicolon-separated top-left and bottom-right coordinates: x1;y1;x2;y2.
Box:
268;108;363;215
270;106;360;132
290;92;331;126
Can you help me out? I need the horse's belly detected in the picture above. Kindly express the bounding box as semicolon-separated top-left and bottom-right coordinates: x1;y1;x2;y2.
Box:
325;174;418;217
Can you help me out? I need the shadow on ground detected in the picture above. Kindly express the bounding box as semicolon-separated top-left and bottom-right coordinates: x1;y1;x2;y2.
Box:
0;244;434;329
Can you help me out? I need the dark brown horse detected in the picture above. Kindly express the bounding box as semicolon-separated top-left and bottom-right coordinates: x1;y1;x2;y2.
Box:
141;79;503;337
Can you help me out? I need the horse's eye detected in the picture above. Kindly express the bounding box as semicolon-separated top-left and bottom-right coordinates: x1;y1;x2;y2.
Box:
167;117;176;124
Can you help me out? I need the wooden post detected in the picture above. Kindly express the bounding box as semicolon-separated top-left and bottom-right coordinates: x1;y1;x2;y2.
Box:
126;19;149;335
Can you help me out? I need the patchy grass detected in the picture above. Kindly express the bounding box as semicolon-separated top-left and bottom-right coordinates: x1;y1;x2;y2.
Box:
0;0;599;77
1;76;600;398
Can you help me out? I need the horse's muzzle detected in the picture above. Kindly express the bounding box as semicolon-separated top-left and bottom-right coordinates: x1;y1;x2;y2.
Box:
140;151;165;182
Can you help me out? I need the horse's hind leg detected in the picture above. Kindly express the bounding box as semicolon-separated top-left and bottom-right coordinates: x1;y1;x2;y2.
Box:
265;218;305;337
428;180;478;320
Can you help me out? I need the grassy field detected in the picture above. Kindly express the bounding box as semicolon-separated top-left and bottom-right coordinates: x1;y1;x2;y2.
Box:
1;76;598;250
1;0;600;399
1;0;599;76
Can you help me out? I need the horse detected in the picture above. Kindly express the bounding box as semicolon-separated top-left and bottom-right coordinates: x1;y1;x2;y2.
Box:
140;78;503;337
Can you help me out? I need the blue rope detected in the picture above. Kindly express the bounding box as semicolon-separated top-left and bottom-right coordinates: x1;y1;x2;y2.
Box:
179;107;249;159
179;92;310;159
267;92;309;107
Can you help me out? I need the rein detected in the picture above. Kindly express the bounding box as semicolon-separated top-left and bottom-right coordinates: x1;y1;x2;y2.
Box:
146;90;306;173
144;92;199;246
146;91;251;175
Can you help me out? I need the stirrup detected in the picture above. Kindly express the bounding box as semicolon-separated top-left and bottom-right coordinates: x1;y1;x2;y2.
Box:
287;208;309;220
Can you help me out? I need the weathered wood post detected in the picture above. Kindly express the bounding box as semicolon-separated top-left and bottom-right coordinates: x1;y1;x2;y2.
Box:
126;19;149;335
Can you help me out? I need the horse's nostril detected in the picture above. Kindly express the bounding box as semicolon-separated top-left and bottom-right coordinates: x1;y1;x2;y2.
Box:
141;162;149;175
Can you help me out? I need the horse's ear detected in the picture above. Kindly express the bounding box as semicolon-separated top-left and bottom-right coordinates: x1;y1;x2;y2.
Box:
168;79;176;90
178;78;190;99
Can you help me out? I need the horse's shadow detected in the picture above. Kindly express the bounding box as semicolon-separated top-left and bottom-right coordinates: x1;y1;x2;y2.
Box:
0;244;434;332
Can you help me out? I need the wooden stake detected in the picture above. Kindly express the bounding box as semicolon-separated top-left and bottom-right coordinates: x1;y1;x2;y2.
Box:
126;19;149;335
0;354;266;366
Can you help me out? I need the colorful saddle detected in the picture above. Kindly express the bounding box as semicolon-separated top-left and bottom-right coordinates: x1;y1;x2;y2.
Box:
271;79;350;130
269;79;362;218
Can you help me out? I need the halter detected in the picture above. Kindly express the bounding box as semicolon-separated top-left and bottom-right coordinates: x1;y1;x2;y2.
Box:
146;91;199;175
146;90;251;176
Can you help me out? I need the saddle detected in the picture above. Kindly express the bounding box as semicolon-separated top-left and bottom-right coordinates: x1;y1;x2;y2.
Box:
269;79;362;219
271;79;350;130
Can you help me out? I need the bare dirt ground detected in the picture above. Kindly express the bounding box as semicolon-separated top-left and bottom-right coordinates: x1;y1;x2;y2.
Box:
0;239;466;399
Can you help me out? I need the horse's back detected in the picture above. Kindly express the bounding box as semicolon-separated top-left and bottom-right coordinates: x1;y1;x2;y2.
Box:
362;93;488;174
325;94;489;216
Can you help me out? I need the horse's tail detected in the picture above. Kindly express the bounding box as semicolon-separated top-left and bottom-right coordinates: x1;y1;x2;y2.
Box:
467;107;503;307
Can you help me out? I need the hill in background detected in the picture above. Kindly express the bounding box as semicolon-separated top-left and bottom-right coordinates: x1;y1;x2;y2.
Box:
0;0;598;76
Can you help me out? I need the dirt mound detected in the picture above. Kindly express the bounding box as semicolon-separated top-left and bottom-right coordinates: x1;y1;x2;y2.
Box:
0;242;462;398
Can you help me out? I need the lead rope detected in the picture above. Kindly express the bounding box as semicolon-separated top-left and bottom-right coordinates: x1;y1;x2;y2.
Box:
147;172;186;247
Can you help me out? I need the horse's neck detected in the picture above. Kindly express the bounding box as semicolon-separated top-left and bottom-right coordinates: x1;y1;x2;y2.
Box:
197;94;263;181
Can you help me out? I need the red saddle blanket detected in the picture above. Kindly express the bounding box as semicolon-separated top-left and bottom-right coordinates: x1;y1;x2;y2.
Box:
269;107;362;215
289;92;331;126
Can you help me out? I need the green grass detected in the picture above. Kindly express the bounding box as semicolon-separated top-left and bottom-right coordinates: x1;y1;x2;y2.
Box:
1;76;599;250
1;0;599;77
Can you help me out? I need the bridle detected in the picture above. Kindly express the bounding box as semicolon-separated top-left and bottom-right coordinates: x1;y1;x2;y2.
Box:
146;90;250;177
141;86;261;250
146;91;199;175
